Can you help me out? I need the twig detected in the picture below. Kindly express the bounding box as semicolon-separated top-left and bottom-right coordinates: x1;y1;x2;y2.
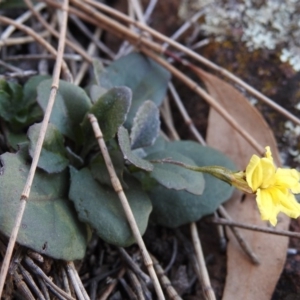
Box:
74;27;102;85
0;16;71;80
126;269;145;300
13;270;35;300
0;2;46;39
0;31;50;46
143;0;158;22
150;254;182;300
61;266;72;296
168;82;206;145
218;205;260;265
214;213;227;253
210;217;300;239
190;223;216;300
0;1;70;296
18;264;46;300
88;114;165;300
118;248;151;285
83;0;300;127
141;48;265;154
119;277;138;299
164;237;178;273
24;257;75;300
66;262;86;300
24;0;93;64
99;268;126;300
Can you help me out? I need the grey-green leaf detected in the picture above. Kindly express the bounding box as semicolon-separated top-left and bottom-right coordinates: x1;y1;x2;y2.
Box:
130;100;160;149
118;126;153;172
99;52;170;126
69;168;152;247
37;79;92;144
147;141;236;227
145;150;204;195
0;152;88;260
81;86;132;148
28;123;69;173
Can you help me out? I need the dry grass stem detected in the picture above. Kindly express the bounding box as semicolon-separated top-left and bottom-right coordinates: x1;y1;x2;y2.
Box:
218;206;260;265
0;2;46;39
74;27;102;85
24;0;93;64
211;217;300;239
142;48;265;154
0;16;71;80
168;82;206;145
190;223;216;300
150;255;183;300
0;31;50;47
83;0;300;127
88;114;165;300
0;1;70;296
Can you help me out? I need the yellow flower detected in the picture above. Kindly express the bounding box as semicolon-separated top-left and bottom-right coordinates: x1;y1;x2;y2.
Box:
246;146;300;226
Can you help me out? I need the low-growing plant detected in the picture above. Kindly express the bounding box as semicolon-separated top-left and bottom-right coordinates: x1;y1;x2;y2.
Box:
0;52;236;260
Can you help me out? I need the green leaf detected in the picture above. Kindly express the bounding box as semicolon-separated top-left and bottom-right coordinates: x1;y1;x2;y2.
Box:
5;131;28;150
28;123;69;173
37;79;92;144
23;75;51;106
0;152;88;260
69;168;152;247
89;85;107;104
0;77;45;130
147;141;236;227
118;126;153;172
89;150;125;187
81;86;132;146
99;52;170;126
145;150;204;195
130;100;160;149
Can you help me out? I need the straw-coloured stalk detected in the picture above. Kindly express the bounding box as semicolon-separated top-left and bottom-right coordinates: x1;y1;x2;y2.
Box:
0;0;70;296
88;114;165;300
190;223;216;300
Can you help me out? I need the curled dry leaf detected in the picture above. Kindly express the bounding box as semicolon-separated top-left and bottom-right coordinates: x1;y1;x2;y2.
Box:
194;67;289;300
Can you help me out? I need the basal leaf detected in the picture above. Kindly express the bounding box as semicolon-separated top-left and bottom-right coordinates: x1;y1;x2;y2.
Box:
37;79;92;144
0;152;88;260
28;123;69;173
99;52;170;126
130;100;160;150
118;126;153;172
145;150;204;195
81;86;132;146
147;140;236;227
69;168;152;247
89;150;125;187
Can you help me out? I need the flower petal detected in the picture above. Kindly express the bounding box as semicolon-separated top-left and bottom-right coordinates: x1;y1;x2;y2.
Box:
256;189;279;226
246;155;262;191
275;168;300;193
278;192;300;219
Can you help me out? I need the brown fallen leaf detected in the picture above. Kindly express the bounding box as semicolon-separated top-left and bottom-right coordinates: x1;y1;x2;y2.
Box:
194;67;289;300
